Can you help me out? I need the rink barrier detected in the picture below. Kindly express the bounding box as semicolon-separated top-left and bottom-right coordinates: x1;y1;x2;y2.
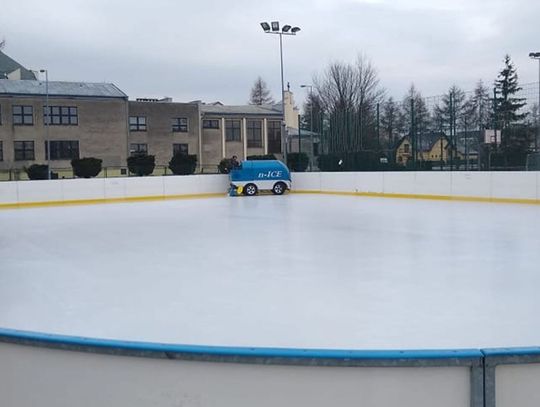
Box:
0;327;483;407
3;328;540;406
0;171;539;209
3;328;540;407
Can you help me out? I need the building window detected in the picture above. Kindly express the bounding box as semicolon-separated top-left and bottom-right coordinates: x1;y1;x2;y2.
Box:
247;120;262;148
129;116;147;131
0;141;3;161
172;117;188;132
13;105;34;125
403;144;410;153
267;120;281;154
46;141;80;160
14;141;35;161
130;143;148;156
44;106;78;125
225;120;241;142
173;143;188;155
203;119;219;129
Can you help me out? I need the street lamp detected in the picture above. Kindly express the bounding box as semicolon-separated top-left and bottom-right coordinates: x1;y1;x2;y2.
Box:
300;84;314;171
40;69;51;180
260;21;301;165
529;52;540;152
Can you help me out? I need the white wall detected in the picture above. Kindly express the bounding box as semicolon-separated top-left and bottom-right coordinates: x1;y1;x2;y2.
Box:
0;175;230;206
495;364;540;407
1;172;539;207
0;342;471;407
292;172;540;203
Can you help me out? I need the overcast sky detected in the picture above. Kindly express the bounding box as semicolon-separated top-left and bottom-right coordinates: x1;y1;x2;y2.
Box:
1;0;539;106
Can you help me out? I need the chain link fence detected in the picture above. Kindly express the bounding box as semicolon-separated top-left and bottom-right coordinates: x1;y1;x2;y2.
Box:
313;82;539;171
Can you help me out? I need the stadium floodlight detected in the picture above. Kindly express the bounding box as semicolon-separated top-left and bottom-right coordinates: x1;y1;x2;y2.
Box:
260;20;302;163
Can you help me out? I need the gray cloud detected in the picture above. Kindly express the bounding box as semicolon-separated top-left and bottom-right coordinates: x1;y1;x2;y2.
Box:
1;0;539;106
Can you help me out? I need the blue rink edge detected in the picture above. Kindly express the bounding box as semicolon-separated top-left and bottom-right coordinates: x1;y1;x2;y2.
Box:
0;327;513;360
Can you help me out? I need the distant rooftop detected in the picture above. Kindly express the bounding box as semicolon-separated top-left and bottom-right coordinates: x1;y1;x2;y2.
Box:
0;51;37;80
0;79;127;98
201;103;281;116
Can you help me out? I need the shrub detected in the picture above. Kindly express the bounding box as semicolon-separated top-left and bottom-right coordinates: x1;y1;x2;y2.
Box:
246;154;277;160
25;164;49;180
169;154;197;175
287;152;309;172
71;157;102;178
218;158;234;174
127;154;155;176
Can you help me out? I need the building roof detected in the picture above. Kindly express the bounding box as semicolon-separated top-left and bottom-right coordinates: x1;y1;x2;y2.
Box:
0;51;37;80
0;79;127;98
201;103;281;116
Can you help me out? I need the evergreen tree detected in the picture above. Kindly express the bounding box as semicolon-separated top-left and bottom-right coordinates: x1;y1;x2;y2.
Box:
249;77;274;105
494;55;528;149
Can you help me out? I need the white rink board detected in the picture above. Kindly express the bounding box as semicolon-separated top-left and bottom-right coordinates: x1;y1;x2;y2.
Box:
15;179;64;203
495;364;540;407
1;172;539;206
61;178;106;201
490;172;538;200
0;342;471;407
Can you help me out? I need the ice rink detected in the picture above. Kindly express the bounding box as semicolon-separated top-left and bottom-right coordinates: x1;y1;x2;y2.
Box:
1;194;539;350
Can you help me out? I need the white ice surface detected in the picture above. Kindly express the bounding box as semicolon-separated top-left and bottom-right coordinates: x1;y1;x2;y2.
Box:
1;195;540;350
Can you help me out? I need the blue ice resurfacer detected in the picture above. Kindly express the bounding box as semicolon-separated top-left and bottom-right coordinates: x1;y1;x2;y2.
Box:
229;160;291;196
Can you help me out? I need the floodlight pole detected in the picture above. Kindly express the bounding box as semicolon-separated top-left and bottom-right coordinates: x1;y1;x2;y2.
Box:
40;69;51;180
261;22;301;166
530;52;540;152
279;32;286;163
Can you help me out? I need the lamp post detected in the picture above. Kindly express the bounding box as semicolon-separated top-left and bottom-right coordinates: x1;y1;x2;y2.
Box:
260;21;300;166
300;84;314;171
530;52;540;152
40;69;51;180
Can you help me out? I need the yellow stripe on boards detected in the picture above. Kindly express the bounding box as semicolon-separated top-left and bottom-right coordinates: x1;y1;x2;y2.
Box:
1;190;539;210
0;193;226;210
290;190;540;205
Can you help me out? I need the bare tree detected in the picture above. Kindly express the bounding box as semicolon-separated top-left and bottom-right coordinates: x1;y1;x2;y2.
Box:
249;77;274;105
313;54;384;152
0;38;5;50
468;80;491;131
381;97;401;150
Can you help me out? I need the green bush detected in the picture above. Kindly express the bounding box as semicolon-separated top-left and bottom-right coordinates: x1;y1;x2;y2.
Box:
246;154;277;160
169;153;197;175
71;157;102;178
127;154;155;176
287;152;309;172
25;164;49;180
218;158;234;174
